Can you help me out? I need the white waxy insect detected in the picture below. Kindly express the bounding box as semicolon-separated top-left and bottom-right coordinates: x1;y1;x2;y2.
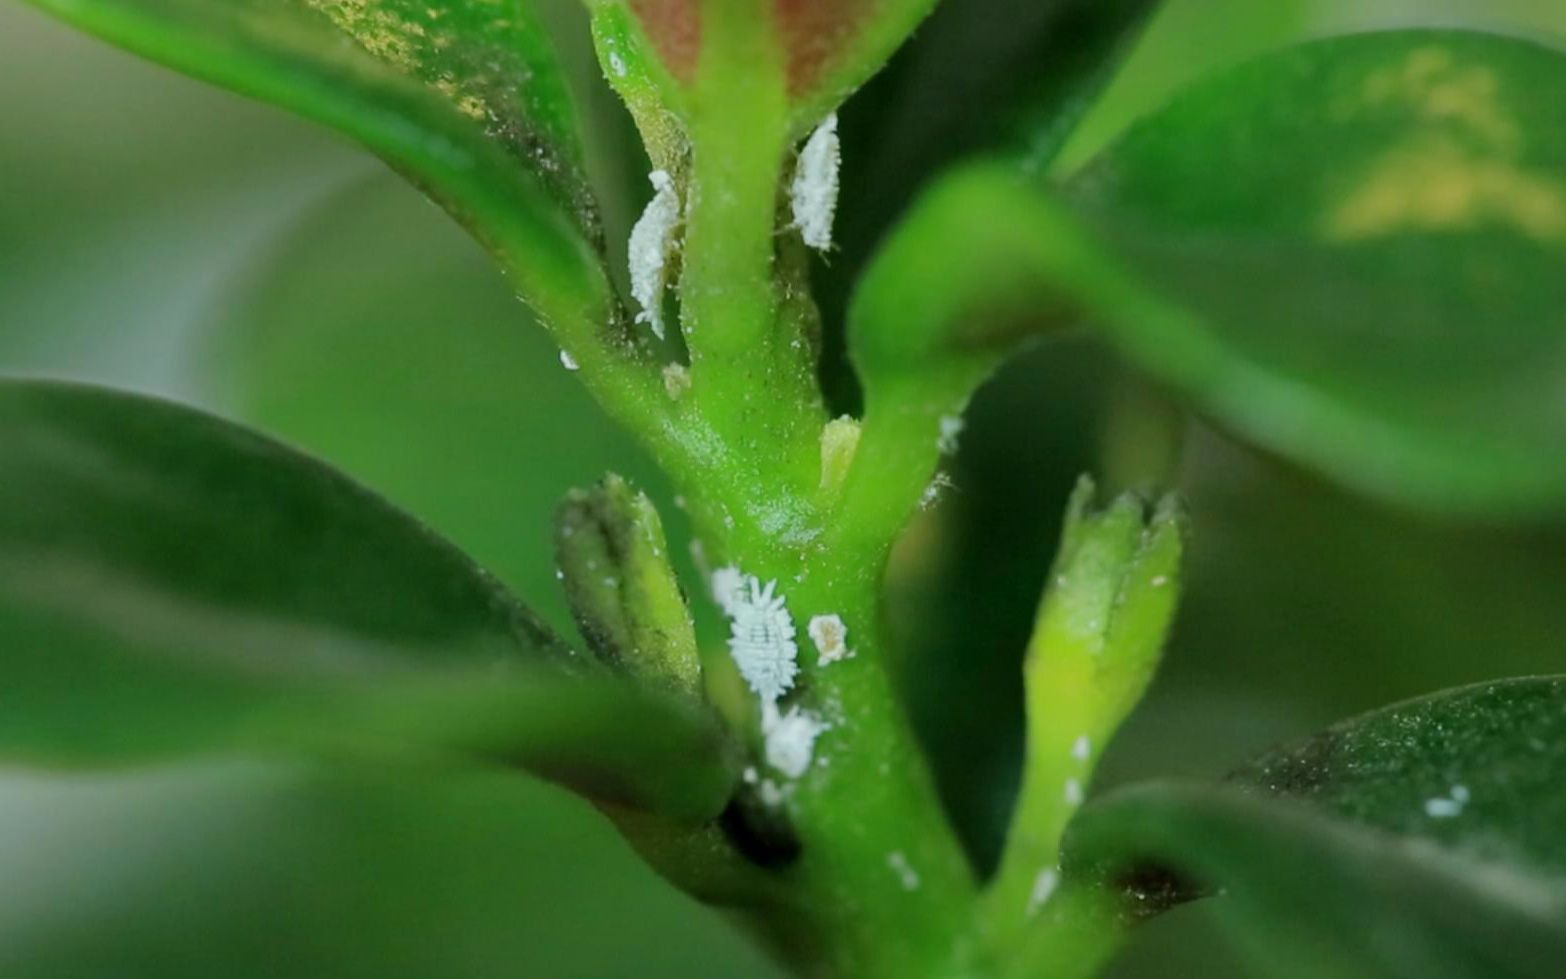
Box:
808;613;852;665
559;349;579;372
763;702;828;778
790;113;840;252
724;573;800;702
710;565;746;615
937;414;965;455
1064;778;1084;807
887;851;921;891
1027;868;1061;916
628;169;682;339
1425;783;1470;819
662;362;691;400
1072;734;1092;762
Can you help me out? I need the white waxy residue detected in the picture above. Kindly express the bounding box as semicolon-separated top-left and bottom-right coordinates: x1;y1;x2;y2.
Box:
808;613;852;665
1425;783;1471;819
711;565;745;615
763;701;828;778
887;851;921;891
1072;735;1092;762
1064;778;1084;807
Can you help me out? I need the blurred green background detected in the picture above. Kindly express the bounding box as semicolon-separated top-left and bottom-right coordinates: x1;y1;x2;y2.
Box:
2;1;1565;976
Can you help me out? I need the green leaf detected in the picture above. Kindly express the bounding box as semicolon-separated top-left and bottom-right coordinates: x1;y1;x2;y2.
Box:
1067;783;1566;979
844;0;1158;226
0;378;735;818
1230;675;1566;879
820;0;1159;382
21;0;611;323
1063;29;1566;513
863;30;1566;516
0;766;781;979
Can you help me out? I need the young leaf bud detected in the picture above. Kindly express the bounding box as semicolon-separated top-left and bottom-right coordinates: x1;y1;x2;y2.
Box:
555;475;702;698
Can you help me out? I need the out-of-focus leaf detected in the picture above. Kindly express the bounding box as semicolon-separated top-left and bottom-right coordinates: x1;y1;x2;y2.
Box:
0;379;735;818
1063;29;1566;514
846;0;1157;229
20;0;611;323
863;30;1566;515
1230;676;1566;878
204;175;677;633
1069;783;1566;979
0;764;781;979
818;0;1157;411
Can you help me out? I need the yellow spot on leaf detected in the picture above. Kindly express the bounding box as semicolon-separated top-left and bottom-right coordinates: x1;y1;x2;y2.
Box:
1359;46;1520;152
1326;136;1566;243
305;0;496;124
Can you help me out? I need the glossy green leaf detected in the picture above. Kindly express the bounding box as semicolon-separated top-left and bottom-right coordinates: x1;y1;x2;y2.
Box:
819;0;1159;392
1068;783;1566;979
864;30;1566;516
0;765;780;979
1065;29;1566;513
1229;675;1566;878
0;379;735;818
21;0;611;323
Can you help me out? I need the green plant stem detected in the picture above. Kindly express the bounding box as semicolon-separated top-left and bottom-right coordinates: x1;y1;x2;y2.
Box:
697;518;982;978
679;0;823;499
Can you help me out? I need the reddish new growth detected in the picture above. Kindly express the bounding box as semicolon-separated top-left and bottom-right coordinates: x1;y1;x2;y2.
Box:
776;0;876;97
630;0;700;82
627;0;877;97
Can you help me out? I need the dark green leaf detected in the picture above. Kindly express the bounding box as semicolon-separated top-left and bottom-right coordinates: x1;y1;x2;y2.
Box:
864;30;1566;515
846;0;1157;227
1230;675;1566;878
21;0;611;320
0;379;735;818
1062;29;1566;513
820;0;1157;402
1068;783;1566;979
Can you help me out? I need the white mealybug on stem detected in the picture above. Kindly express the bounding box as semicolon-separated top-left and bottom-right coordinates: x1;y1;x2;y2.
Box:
628;169;682;339
790;113;840;252
724;573;800;702
937;414;965;455
1027;868;1060;916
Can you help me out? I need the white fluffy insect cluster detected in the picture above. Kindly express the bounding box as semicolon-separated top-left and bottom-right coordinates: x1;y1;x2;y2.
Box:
790;113;841;252
762;701;828;778
1027;868;1060;916
937;414;965;455
718;569;800;703
628;169;682;339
